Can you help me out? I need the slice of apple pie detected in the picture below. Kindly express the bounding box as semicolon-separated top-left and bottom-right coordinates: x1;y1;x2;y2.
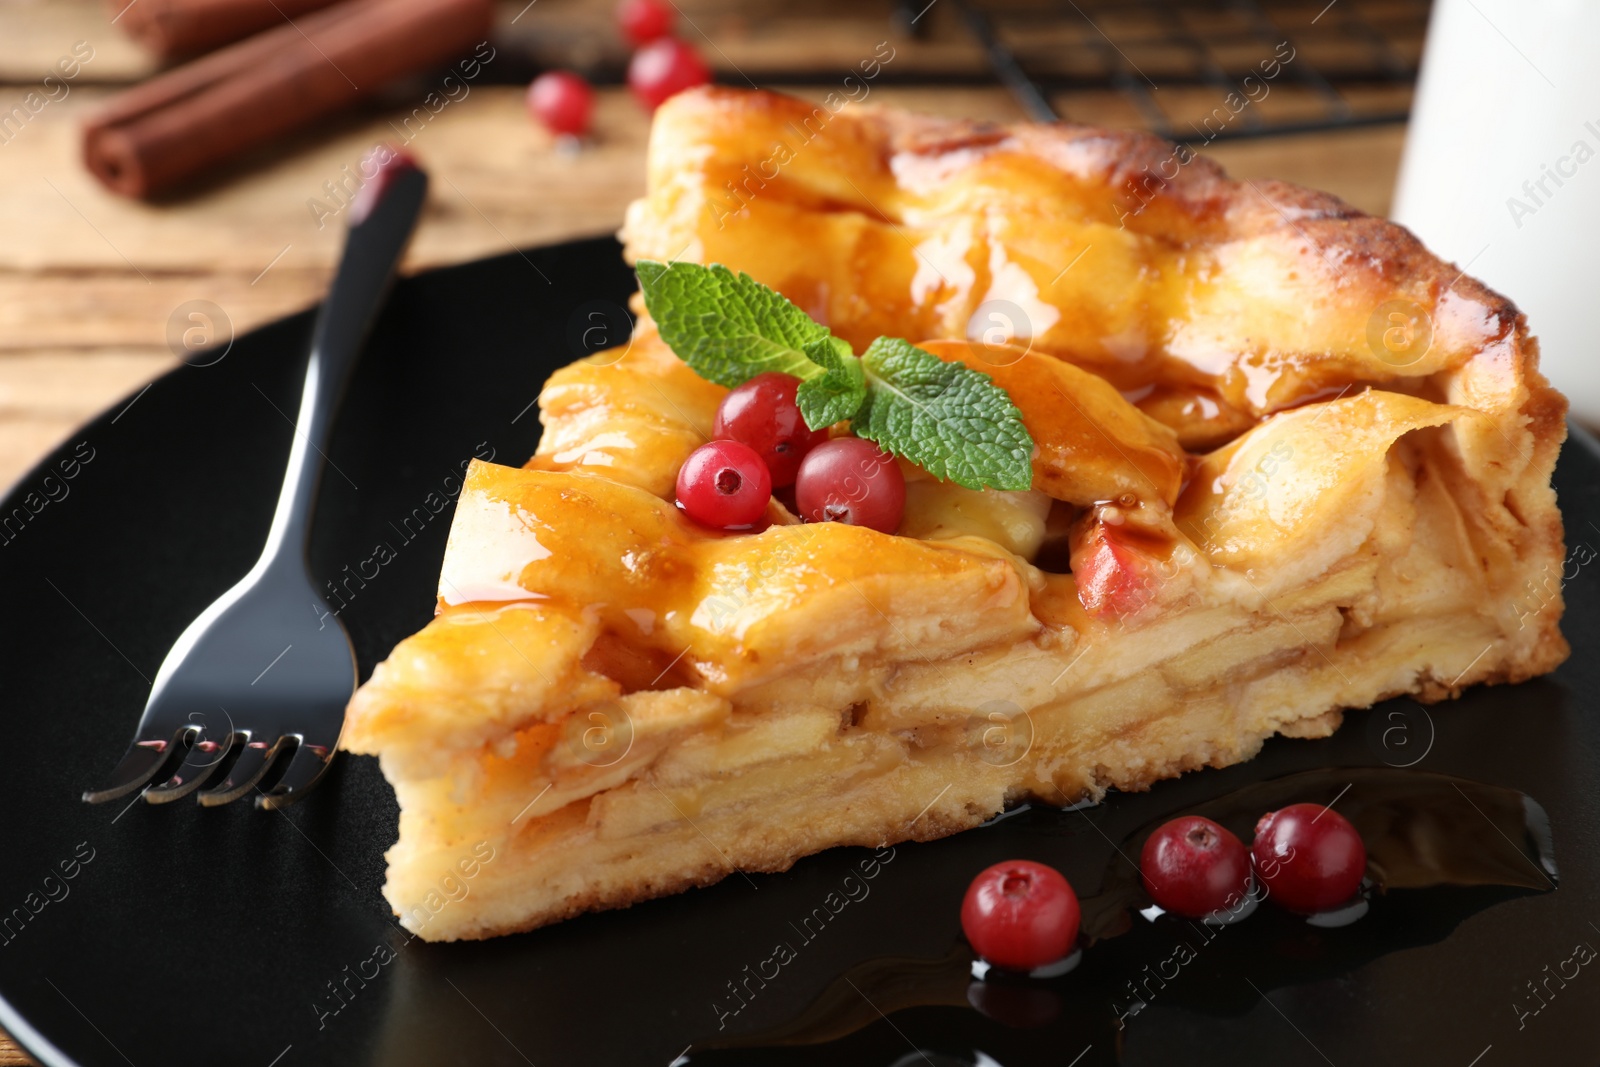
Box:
343;88;1568;942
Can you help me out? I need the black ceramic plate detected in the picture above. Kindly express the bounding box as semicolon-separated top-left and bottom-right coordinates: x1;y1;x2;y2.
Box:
2;236;1596;1067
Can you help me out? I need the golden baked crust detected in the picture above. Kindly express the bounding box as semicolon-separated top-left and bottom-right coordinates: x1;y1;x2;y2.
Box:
343;88;1568;941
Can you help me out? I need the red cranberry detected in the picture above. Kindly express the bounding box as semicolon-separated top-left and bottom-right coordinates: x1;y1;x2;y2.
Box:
794;438;905;533
617;0;673;45
713;373;826;487
1252;803;1367;914
675;440;771;529
527;71;595;137
627;37;710;111
1139;816;1252;918
960;860;1080;972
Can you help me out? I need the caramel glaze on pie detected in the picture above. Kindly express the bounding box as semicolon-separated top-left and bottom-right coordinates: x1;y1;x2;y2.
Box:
343;88;1569;941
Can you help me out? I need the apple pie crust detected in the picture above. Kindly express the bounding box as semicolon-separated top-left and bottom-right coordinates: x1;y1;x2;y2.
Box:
343;88;1568;942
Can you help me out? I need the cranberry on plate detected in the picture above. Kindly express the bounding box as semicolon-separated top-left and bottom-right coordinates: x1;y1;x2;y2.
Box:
713;372;827;487
617;0;674;45
527;71;595;137
676;440;772;529
1139;815;1252;918
628;37;711;111
794;437;906;533
1251;803;1368;914
960;860;1080;972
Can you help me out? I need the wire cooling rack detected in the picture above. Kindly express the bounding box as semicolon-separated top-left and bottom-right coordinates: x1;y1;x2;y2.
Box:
494;0;1428;143
898;0;1427;140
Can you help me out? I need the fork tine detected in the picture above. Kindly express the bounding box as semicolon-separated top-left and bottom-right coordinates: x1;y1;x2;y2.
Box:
196;736;292;807
82;727;195;804
256;742;336;810
144;733;241;804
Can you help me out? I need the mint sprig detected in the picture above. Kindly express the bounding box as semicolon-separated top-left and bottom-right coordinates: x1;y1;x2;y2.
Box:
633;261;827;386
636;260;1034;492
796;336;866;429
855;337;1036;491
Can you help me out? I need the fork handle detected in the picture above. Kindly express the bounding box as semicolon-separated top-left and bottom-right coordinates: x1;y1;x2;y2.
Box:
259;150;429;565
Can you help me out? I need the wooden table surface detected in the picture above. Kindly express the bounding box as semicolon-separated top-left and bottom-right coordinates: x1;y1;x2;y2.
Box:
0;0;1409;1061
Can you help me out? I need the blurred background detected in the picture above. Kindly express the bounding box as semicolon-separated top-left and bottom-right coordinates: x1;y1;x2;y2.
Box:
0;0;1440;501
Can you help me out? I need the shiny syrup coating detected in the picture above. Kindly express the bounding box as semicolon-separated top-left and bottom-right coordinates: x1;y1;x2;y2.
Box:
626;88;1531;453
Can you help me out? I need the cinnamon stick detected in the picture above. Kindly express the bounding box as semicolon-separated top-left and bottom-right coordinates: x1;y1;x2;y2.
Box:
111;0;346;61
84;0;493;199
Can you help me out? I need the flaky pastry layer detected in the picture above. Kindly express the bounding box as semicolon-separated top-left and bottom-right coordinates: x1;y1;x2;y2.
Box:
344;89;1568;941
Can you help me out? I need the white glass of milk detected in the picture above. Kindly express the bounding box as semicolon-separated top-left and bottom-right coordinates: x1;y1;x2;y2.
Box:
1392;0;1600;426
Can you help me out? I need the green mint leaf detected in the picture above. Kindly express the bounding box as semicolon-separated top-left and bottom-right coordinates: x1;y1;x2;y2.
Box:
855;337;1035;491
796;337;867;429
635;260;830;388
635;262;1035;492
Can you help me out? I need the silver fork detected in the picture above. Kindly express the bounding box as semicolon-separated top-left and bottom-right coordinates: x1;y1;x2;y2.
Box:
83;153;428;810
